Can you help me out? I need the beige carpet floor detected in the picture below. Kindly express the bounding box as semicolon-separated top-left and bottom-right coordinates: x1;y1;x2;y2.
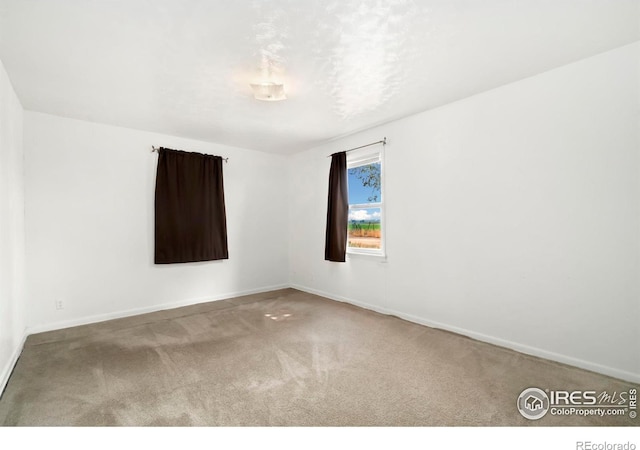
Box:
0;288;637;426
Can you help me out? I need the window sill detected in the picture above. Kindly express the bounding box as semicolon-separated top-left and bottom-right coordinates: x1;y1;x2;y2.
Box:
346;250;387;261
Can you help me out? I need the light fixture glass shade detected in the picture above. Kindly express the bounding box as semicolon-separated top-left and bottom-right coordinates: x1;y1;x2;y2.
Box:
250;82;286;101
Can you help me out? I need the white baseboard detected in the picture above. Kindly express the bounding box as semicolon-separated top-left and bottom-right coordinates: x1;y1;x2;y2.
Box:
0;331;28;398
14;282;640;386
290;284;640;384
27;283;290;335
2;284;289;397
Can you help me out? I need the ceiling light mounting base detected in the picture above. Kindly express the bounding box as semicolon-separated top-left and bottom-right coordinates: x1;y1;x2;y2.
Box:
250;82;286;101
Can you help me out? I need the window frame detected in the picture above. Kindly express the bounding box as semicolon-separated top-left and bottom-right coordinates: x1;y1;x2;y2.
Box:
346;147;386;258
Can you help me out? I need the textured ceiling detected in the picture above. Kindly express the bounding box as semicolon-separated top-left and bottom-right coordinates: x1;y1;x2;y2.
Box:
0;0;638;154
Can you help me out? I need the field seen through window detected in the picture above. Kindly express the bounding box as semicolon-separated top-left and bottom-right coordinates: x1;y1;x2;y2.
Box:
348;161;382;250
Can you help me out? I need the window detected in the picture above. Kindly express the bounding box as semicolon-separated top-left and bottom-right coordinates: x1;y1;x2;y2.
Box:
347;149;384;256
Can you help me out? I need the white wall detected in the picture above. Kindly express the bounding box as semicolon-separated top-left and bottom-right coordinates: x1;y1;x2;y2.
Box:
0;59;26;391
10;41;640;385
290;42;640;382
24;113;289;331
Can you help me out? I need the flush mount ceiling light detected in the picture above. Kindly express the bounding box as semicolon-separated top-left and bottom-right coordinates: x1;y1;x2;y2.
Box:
250;81;286;101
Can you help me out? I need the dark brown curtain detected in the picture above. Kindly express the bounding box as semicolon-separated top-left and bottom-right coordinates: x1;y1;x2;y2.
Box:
155;147;228;264
325;152;348;262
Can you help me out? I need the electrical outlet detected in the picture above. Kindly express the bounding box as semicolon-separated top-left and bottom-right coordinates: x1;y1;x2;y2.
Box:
55;299;64;310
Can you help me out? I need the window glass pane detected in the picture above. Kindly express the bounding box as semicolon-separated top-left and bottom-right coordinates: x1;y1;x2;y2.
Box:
348;162;381;204
348;207;381;249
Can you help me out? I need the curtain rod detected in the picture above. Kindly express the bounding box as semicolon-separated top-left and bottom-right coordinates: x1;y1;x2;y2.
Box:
327;137;386;158
152;146;229;162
